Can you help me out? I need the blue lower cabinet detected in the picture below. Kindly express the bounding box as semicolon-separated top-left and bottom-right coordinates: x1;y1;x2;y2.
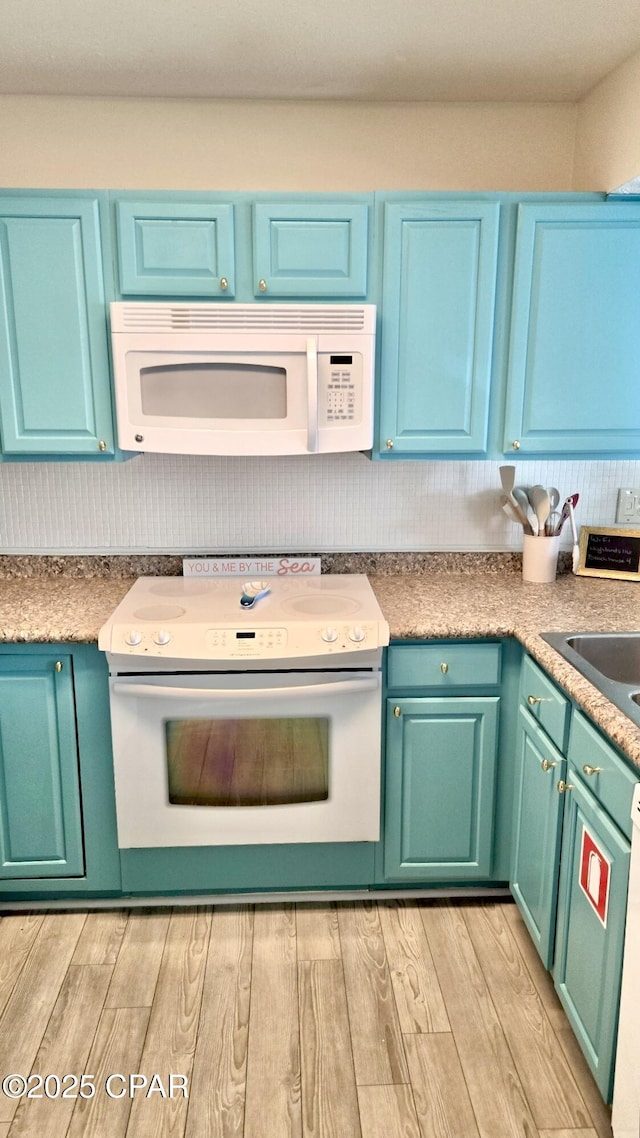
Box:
0;645;120;899
510;706;566;967
382;695;500;882
553;769;631;1102
0;652;84;879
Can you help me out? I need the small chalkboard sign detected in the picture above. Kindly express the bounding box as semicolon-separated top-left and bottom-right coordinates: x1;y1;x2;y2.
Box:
577;526;640;580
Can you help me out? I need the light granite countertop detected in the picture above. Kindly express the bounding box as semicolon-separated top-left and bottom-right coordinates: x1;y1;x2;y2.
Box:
2;564;640;771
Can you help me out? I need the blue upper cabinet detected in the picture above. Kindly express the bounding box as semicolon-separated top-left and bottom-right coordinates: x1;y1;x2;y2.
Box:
0;194;115;456
504;202;640;456
115;199;236;297
252;202;369;297
377;200;500;456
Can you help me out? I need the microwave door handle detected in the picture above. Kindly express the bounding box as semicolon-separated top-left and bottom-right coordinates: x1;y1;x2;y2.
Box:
111;676;379;701
306;336;319;453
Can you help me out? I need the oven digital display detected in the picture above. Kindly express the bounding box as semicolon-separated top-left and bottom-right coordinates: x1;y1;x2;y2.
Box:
236;631;256;639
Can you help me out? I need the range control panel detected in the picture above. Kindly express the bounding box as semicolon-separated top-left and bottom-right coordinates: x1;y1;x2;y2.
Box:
105;621;380;660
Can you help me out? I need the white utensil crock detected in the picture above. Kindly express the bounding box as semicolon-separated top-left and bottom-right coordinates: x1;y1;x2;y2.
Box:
522;534;561;583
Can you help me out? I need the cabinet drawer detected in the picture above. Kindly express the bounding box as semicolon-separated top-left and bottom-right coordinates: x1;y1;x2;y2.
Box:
387;643;501;690
567;710;637;839
520;655;570;752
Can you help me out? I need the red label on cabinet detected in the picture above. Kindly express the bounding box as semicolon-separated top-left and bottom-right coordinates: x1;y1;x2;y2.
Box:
579;826;611;928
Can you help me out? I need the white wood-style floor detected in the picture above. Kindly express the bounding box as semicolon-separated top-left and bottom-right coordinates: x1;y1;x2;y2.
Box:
0;898;613;1138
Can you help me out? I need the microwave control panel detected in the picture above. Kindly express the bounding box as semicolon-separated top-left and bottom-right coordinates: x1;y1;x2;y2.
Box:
318;354;362;426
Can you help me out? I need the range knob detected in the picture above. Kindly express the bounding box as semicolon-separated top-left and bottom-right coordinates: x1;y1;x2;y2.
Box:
125;629;143;647
153;629;172;646
349;626;366;643
321;627;339;643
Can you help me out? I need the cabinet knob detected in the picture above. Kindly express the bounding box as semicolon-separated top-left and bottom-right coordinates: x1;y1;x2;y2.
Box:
557;779;574;794
527;694;542;706
55;661;63;672
385;439;394;450
98;440;107;451
512;440;521;451
220;277;228;291
582;764;602;776
541;758;556;772
440;662;449;674
258;279;267;292
393;705;401;718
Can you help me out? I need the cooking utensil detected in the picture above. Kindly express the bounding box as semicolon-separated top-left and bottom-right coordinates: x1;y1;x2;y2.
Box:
552;493;580;536
500;494;534;534
499;467;532;530
546;486;560;512
513;486;537;534
567;500;580;573
529;485;551;537
499;465;517;497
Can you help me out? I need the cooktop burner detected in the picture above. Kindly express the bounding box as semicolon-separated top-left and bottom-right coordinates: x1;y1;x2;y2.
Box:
98;573;389;670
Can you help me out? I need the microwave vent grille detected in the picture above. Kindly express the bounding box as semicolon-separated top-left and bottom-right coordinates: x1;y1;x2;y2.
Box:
112;303;373;334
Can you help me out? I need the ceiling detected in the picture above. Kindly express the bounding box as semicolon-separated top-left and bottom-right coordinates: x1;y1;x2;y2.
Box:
3;0;640;103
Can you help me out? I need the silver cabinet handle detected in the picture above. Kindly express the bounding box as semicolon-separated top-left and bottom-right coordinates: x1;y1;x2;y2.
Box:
541;758;556;772
258;279;267;292
440;662;449;674
394;706;401;717
582;764;602;776
55;661;63;672
220;277;228;291
557;779;574;794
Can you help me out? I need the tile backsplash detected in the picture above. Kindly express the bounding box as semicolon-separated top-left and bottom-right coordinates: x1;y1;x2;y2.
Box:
1;453;639;554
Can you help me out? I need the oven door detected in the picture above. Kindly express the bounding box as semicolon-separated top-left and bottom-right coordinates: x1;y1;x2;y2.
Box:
108;670;382;847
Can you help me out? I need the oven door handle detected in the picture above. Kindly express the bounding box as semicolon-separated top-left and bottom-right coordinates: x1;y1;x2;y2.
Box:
111;676;379;700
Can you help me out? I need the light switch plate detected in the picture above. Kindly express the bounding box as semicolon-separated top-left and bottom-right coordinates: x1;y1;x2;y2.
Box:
616;488;640;523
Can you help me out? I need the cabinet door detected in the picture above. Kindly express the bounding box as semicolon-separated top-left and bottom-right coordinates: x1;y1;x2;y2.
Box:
252;202;369;297
0;196;115;456
383;696;499;882
504;202;640;456
553;770;631;1102
378;201;500;455
115;200;235;297
510;707;566;968
0;653;84;879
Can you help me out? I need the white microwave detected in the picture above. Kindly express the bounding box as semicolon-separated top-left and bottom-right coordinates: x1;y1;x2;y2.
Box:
110;302;376;456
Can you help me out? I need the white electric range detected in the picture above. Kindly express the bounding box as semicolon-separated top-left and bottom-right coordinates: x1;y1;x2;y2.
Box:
98;574;390;849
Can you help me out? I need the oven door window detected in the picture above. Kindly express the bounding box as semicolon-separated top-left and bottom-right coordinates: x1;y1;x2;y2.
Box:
165;716;329;807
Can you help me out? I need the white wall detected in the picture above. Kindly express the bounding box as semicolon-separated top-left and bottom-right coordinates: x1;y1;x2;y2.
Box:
0;96;576;191
574;48;640;190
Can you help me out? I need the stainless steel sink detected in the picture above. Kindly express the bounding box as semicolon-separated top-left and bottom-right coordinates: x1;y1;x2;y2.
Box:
541;632;640;729
563;634;640;686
